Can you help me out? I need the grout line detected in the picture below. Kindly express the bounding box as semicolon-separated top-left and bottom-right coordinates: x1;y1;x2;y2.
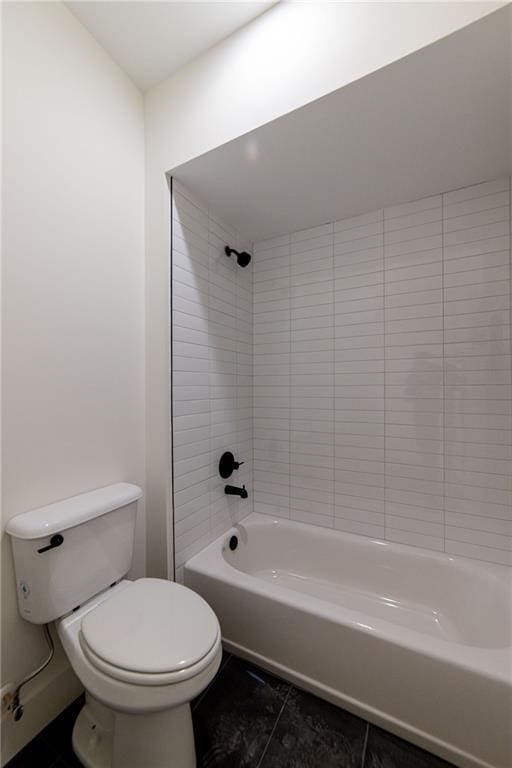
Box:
382;209;387;543
48;758;65;768
256;684;292;768
361;721;370;768
332;224;335;526
509;175;512;508
384;213;508;243
288;235;292;521
170;176;177;581
207;208;214;545
442;190;446;553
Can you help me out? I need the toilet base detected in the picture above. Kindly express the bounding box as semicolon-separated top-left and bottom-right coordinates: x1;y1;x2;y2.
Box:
73;694;196;768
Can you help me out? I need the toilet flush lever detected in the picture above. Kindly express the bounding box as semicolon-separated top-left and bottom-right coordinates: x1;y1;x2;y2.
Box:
37;534;64;554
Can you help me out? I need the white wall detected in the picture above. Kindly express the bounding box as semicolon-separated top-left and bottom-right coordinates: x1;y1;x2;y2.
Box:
144;3;504;578
146;2;504;172
252;176;511;566
171;181;253;581
1;1;506;759
1;3;145;762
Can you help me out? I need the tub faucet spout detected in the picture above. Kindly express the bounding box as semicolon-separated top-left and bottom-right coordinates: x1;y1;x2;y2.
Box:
225;484;248;499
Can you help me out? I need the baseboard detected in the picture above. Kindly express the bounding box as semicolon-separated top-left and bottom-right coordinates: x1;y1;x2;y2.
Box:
1;661;83;766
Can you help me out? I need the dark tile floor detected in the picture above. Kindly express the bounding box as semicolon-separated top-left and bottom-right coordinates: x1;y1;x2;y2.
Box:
6;652;454;768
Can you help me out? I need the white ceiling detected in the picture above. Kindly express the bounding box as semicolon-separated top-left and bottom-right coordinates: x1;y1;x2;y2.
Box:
66;1;275;91
172;7;511;243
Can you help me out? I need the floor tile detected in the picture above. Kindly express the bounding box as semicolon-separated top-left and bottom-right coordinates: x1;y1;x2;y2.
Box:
6;658;460;768
193;656;290;768
41;695;84;768
260;686;366;768
5;731;60;768
364;726;455;768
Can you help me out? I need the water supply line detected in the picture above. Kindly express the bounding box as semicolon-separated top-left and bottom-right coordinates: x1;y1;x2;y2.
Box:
11;623;54;721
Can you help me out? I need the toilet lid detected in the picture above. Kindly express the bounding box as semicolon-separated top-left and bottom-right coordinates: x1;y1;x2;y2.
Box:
80;578;219;675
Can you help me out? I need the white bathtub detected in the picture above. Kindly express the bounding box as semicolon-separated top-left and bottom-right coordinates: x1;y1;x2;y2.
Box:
185;513;512;768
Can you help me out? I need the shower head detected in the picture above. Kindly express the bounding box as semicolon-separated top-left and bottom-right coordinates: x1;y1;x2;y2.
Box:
225;246;251;268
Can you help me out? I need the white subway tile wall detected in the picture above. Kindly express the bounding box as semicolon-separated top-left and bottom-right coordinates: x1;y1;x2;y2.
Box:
335;210;384;538
253;235;291;519
252;177;511;566
172;180;253;580
384;195;444;551
443;179;511;565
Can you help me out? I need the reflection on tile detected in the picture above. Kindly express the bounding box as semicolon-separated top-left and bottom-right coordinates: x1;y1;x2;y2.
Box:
193;656;290;768
365;726;455;768
251;175;511;566
260;687;366;768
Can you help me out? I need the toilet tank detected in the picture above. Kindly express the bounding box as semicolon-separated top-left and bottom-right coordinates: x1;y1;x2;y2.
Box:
6;483;142;624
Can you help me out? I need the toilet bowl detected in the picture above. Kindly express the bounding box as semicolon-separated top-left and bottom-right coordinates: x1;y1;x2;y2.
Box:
6;483;222;768
57;578;222;768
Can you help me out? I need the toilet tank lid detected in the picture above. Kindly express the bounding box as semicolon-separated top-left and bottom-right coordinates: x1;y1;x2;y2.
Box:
6;483;143;540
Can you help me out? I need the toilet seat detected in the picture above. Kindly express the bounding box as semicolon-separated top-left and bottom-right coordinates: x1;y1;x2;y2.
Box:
79;578;220;686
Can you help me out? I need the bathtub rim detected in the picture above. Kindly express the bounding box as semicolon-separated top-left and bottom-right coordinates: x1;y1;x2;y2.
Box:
185;512;512;685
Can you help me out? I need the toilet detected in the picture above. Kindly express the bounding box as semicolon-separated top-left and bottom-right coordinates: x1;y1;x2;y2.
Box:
6;483;222;768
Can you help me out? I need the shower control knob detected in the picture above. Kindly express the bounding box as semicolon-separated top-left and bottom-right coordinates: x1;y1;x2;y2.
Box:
219;451;244;479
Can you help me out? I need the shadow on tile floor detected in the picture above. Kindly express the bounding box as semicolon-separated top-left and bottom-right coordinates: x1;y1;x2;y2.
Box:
192;656;454;768
256;685;366;768
193;654;290;768
6;653;455;768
